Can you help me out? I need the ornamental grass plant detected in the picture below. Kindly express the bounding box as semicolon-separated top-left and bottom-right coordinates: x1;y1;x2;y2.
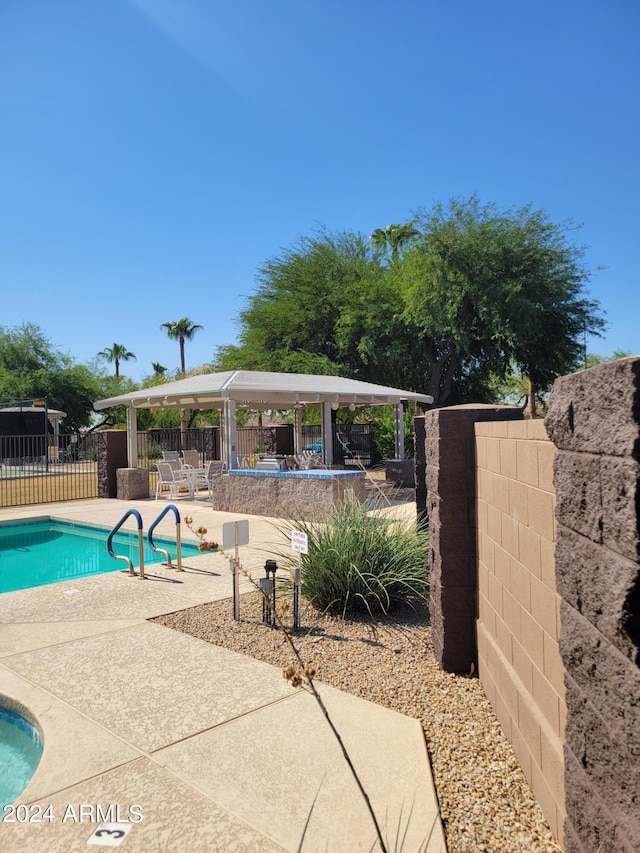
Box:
280;495;429;616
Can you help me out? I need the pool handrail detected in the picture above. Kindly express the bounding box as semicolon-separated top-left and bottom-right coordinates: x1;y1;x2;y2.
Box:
148;504;184;572
107;509;145;579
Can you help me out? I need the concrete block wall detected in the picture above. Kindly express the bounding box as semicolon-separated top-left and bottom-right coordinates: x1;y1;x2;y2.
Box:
475;418;566;842
545;357;640;853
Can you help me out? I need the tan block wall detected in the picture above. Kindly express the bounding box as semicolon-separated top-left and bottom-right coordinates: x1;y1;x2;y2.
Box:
475;419;566;842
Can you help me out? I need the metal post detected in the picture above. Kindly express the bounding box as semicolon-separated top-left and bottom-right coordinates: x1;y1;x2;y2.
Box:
293;565;300;631
137;528;145;580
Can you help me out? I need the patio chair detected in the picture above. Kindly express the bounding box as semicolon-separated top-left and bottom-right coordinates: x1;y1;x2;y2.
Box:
181;449;200;469
295;451;325;470
161;450;182;471
155;461;191;500
198;460;225;499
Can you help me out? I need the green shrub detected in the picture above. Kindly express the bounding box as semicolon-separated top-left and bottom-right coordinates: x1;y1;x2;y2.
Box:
281;498;429;616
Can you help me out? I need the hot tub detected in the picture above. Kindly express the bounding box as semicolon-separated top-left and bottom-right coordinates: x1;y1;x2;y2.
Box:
212;468;366;518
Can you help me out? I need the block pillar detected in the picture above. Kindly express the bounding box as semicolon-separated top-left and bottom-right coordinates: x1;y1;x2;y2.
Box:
425;404;522;673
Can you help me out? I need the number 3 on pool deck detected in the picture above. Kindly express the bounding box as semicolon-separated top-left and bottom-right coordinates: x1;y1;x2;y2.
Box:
87;822;132;847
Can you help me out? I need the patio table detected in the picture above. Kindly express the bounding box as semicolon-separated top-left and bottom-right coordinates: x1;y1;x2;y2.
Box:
180;467;208;498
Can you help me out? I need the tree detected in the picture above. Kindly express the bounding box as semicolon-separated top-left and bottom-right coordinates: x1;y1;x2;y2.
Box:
400;196;605;409
97;343;136;377
0;323;105;431
370;223;419;263
161;317;204;443
151;362;167;377
160;318;203;374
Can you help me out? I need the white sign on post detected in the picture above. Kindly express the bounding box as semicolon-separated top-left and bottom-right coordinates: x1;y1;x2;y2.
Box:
291;529;308;554
222;519;250;550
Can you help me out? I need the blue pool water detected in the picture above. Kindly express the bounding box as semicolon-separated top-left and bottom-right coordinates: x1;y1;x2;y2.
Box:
0;518;202;594
0;705;43;807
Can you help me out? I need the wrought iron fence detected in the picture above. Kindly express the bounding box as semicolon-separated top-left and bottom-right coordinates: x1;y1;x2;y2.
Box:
0;432;99;507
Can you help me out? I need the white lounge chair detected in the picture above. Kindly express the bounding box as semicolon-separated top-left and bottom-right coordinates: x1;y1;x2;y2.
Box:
161;450;182;471
155;461;190;500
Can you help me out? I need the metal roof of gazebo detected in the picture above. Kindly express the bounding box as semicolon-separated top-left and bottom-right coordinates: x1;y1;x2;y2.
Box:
93;370;433;469
93;370;433;411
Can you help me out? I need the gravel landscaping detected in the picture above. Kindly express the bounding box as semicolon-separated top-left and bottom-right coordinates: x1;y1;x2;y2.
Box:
153;591;562;853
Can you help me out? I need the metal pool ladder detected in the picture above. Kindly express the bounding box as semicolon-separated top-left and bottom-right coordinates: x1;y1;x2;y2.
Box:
107;504;184;579
107;508;146;580
148;504;184;572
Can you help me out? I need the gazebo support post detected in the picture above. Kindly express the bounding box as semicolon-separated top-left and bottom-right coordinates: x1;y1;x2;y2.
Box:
394;402;405;460
321;402;334;466
127;406;138;468
294;407;303;456
223;399;238;469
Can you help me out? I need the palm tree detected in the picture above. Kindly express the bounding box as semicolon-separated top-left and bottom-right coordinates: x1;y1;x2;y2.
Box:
161;318;204;445
151;362;167;377
160;318;204;374
97;343;136;377
370;223;419;262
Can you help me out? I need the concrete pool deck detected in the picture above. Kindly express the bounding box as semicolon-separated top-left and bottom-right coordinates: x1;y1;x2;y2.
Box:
0;498;445;852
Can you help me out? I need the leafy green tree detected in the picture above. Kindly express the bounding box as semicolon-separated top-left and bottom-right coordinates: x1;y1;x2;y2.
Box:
400;196;605;409
0;324;105;431
151;361;167;376
97;343;136;377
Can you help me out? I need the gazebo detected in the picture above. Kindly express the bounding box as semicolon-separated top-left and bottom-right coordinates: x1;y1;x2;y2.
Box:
93;370;433;469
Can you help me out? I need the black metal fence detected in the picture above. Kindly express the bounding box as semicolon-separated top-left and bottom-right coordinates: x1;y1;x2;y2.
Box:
0;423;380;507
0;433;99;508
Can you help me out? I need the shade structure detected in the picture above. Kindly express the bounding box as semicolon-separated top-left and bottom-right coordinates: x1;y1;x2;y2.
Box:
93;370;434;469
93;370;433;411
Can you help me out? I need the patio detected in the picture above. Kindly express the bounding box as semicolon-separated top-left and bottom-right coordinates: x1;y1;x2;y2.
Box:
0;497;445;852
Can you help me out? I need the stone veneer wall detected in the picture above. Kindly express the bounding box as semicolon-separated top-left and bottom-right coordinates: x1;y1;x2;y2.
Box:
211;473;366;520
97;430;127;498
475;417;565;842
545;357;640;853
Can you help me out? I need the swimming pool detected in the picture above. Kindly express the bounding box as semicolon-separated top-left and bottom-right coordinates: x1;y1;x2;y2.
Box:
0;518;203;594
0;702;43;808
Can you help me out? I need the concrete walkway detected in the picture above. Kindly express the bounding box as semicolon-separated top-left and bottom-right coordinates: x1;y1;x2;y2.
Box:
0;499;445;852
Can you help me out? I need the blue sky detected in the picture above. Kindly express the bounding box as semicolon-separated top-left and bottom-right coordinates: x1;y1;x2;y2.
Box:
1;0;638;384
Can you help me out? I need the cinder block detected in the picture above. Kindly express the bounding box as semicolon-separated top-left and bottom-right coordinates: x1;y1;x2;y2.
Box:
517;689;543;767
477;530;495;574
510;558;532;610
543;628;566;702
531;575;560;639
545;356;640;456
487;570;504;616
537;441;556;492
487;503;502;544
539;535;557;588
507;419;529;439
516;439;539;487
502;588;522;643
512;636;534;692
493;474;510;514
495;613;514;663
600;455;640;561
527;419;550;440
518;525;542;579
555;525;639;659
508;478;529;524
494;543;511;587
500;438;518;478
501;513;520;558
532;663;561;732
553;449;603;543
509;717;533;781
528;486;556;541
494;690;514;740
560;603;640;757
530;760;563;844
521;609;545;673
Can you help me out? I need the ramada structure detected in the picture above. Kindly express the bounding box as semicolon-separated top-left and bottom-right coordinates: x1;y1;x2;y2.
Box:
93;369;434;470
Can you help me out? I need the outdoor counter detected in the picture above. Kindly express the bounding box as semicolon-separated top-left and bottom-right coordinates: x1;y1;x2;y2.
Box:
211;468;366;519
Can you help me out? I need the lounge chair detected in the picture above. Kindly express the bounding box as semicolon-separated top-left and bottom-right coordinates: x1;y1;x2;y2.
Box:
155;461;191;500
295;451;325;470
